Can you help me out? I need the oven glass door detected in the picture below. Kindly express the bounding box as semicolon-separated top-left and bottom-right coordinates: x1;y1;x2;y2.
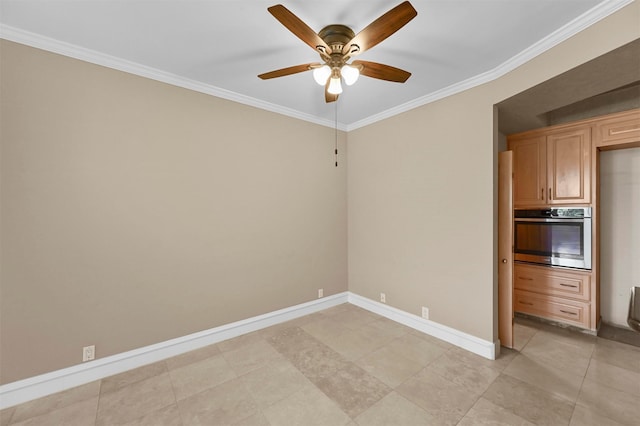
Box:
514;219;590;269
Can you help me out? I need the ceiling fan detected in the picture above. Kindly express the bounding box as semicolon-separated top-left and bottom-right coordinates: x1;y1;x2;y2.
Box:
258;2;417;103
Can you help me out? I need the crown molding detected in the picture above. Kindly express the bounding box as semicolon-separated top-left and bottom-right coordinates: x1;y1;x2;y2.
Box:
0;24;348;131
1;0;632;132
345;0;634;131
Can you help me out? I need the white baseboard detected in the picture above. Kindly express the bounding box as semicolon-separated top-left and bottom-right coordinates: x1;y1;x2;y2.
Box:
348;293;499;360
0;292;349;409
0;290;499;409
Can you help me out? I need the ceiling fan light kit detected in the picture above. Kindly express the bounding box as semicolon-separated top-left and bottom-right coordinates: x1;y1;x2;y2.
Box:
327;68;343;95
313;65;331;85
258;2;417;103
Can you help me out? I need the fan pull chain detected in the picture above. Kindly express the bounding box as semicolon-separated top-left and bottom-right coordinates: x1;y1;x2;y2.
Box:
334;101;338;167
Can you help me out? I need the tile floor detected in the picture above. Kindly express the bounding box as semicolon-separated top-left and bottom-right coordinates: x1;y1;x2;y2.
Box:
1;303;639;425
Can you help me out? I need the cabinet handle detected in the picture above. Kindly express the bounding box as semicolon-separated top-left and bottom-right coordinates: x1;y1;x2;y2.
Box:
560;310;577;316
560;283;578;288
518;276;533;281
549;187;551;199
542;188;545;200
521;301;534;306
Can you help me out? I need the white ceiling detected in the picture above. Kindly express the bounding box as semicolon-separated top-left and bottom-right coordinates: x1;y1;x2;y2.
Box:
0;0;629;129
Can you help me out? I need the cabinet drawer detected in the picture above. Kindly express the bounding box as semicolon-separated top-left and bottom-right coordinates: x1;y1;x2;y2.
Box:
514;264;590;301
595;110;640;149
515;290;590;328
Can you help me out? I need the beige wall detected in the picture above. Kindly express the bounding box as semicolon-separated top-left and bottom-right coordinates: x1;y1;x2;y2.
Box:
348;1;640;342
0;41;347;384
600;147;640;328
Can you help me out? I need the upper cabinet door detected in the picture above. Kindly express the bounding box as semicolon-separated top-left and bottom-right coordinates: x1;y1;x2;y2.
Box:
547;128;591;205
511;136;546;207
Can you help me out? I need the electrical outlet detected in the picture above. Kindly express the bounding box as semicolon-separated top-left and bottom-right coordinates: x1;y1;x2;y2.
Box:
422;306;429;320
82;345;95;362
380;293;386;303
318;288;324;298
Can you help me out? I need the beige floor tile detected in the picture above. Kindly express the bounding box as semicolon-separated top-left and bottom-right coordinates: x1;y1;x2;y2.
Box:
168;353;236;401
408;329;455;349
100;362;167;395
262;383;351;426
585;357;640;396
217;330;268;353
366;317;412;339
301;316;351;345
0;407;14;426
504;353;584;402
521;331;592;377
355;322;406;349
272;312;328;331
235;411;271;426
493;346;519;369
120;403;182;426
269;327;350;383
569;404;626;426
396;368;480;426
10;381;100;424
315;363;391;418
482;374;575;426
327;307;380;330
427;350;500;395
165;344;221;371
384;333;447;367
512;322;538;351
457;397;535;426
239;358;311;409
314;326;388;362
268;326;320;355
353;391;434;426
10;398;98;426
10;306;637;426
176;378;258;426
592;338;640;374
355;345;424;388
535;326;596;354
447;346;516;373
576;377;640;426
96;373;176;426
317;303;353;317
222;338;283;376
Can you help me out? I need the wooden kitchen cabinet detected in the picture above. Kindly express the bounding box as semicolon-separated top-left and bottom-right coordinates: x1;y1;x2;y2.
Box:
509;125;591;207
514;263;593;329
511;135;546;206
594;109;640;150
514;289;590;329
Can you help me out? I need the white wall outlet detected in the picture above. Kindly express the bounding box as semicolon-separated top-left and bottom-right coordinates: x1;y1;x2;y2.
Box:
422;306;429;320
82;345;95;362
318;288;323;298
380;293;386;303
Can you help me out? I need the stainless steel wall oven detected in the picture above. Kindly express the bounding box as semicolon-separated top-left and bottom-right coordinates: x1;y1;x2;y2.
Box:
514;207;592;270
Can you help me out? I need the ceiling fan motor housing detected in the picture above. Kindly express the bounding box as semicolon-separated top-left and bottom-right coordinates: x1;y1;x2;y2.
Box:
318;24;357;63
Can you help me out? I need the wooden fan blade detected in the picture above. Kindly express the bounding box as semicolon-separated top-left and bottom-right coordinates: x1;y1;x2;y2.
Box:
268;4;332;55
325;81;339;103
258;63;320;79
352;60;411;82
342;1;417;56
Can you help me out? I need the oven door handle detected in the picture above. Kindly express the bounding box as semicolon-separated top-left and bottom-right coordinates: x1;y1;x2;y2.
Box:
514;218;585;223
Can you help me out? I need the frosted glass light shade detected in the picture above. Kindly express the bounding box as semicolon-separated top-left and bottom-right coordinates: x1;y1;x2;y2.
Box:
313;65;331;85
327;76;343;94
341;64;360;86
